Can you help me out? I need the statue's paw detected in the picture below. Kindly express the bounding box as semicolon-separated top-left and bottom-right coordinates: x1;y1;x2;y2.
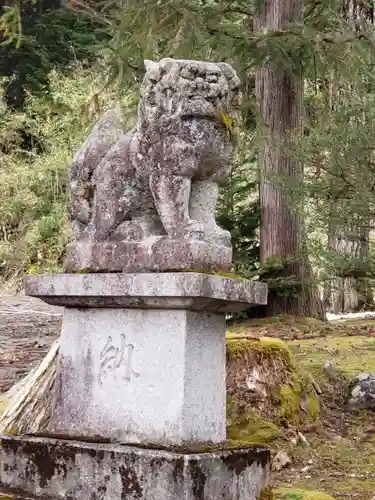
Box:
112;221;144;241
215;229;232;247
205;227;232;247
179;221;205;241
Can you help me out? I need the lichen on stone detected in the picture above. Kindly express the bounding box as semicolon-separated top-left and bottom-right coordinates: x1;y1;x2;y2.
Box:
184;268;249;280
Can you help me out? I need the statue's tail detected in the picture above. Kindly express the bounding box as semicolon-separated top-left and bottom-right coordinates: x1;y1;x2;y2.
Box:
69;108;124;234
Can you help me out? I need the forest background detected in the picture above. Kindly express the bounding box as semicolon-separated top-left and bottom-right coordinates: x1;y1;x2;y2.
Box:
0;0;374;319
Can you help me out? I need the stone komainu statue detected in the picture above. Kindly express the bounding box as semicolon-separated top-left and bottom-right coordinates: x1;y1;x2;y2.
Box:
66;58;242;273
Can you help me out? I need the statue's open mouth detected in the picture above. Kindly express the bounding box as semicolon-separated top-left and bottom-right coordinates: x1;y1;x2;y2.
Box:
180;97;228;122
181;114;221;127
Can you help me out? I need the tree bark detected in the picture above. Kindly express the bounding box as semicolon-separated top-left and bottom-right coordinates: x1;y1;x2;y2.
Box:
254;0;324;319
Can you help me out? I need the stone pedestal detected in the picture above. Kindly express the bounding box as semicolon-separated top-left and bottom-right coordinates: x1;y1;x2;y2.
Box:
0;436;271;500
25;273;267;446
65;240;233;273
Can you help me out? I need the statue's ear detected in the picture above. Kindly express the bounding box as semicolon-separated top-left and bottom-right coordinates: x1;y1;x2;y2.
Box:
144;60;158;72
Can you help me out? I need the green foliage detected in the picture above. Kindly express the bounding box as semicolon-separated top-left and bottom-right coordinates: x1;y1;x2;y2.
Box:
0;62;119;282
0;4;22;47
257;256;308;298
0;1;102;107
217;135;260;276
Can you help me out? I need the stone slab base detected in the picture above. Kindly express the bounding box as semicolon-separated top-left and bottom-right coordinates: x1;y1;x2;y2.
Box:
25;272;268;312
64;240;232;273
0;436;271;500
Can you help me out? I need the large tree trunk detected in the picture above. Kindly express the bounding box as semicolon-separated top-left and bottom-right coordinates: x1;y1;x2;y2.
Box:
254;0;324;319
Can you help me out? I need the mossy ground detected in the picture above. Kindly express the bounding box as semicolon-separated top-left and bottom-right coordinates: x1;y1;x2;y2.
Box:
274;488;336;499
226;336;320;440
229;317;375;500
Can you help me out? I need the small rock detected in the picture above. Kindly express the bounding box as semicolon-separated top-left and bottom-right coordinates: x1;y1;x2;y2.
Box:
272;451;292;471
324;360;337;380
332;435;343;443
348;372;375;410
357;373;370;381
309;374;323;395
34;338;48;348
298;431;309;446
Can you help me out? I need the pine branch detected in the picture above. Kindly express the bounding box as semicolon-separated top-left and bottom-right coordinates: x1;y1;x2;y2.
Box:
222;8;251;16
207;26;243;40
64;0;111;25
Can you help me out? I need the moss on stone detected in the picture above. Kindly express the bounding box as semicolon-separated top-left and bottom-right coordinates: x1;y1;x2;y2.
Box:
258;487;276;499
274;488;336;500
306;392;320;419
226;336;320;433
226;339;252;360
183;268;248;280
227;408;281;444
158;440;268;454
278;373;320;426
226;337;295;369
279;384;301;425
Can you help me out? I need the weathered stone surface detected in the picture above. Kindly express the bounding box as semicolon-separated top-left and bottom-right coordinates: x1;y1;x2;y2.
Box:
25;273;267;311
65;240;232;273
348;372;375;410
0;436;271;500
50;307;226;445
66;58;242;272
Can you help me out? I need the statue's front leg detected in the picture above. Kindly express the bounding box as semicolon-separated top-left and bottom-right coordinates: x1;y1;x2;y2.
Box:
189;180;231;247
150;173;204;241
